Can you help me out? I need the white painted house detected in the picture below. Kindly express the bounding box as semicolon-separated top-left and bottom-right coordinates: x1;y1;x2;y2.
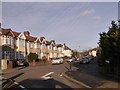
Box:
63;44;72;57
89;48;97;57
0;27;2;60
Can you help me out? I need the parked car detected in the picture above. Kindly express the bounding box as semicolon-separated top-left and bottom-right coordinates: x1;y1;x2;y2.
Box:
67;58;73;62
67;57;76;62
13;59;29;67
52;58;63;65
79;57;90;64
85;55;94;61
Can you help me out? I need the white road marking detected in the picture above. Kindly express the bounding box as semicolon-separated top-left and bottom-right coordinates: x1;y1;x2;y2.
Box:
41;72;54;80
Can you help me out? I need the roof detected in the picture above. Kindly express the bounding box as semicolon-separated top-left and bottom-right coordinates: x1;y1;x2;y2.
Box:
89;48;98;52
2;27;63;46
57;44;63;47
50;40;55;44
40;37;45;42
64;45;71;50
12;31;20;37
2;28;15;37
36;38;41;43
2;28;20;37
25;35;37;42
2;28;11;35
23;31;37;42
46;40;51;45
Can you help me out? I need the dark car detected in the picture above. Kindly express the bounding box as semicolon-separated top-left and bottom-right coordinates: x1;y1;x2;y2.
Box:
13;59;29;67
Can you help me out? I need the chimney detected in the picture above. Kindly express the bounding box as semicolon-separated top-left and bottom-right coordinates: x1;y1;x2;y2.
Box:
64;43;66;46
24;31;30;36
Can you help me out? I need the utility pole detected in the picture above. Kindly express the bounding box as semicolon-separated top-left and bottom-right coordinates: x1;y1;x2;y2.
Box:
78;46;80;58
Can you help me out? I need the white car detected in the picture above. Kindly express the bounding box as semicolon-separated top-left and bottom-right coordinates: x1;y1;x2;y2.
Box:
52;58;63;64
67;58;73;62
67;57;76;62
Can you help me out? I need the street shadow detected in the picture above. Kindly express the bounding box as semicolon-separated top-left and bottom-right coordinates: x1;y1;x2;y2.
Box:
2;72;24;89
9;73;24;80
7;78;74;90
69;59;120;87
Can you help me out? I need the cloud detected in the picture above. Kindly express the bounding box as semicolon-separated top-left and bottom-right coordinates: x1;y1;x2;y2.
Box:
80;9;95;16
93;16;101;21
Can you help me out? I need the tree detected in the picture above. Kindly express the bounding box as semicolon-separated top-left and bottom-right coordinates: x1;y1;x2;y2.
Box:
72;50;79;58
98;20;120;75
28;53;38;62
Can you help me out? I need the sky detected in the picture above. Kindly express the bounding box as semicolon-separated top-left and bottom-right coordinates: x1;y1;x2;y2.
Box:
2;1;118;51
0;1;1;23
1;0;119;2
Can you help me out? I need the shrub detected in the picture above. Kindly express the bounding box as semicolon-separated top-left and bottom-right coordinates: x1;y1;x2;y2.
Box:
63;56;69;60
28;53;38;62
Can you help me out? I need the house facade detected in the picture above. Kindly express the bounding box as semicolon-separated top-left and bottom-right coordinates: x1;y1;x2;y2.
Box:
57;44;64;58
0;27;2;60
1;28;72;61
62;44;72;57
88;48;98;57
2;28;17;60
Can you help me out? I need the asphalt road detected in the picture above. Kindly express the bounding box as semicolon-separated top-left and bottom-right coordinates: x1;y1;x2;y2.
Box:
3;61;84;89
70;58;120;88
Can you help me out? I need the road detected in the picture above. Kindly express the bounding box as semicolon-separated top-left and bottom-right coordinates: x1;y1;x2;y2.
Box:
3;61;84;89
70;58;120;88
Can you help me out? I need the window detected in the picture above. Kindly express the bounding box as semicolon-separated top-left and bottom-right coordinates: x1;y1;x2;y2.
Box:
30;43;33;48
47;46;49;49
41;44;46;49
37;43;41;48
49;46;51;49
34;43;37;48
19;38;25;47
2;36;6;44
2;51;12;59
6;36;10;44
10;37;14;45
2;51;5;59
52;46;54;50
20;51;24;59
43;44;46;49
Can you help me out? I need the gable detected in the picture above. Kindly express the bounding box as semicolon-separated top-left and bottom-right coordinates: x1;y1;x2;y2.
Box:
18;32;26;39
35;37;41;43
42;39;47;44
10;31;15;37
2;28;15;37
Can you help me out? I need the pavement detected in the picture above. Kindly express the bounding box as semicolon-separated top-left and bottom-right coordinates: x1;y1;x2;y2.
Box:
2;60;51;74
64;59;120;89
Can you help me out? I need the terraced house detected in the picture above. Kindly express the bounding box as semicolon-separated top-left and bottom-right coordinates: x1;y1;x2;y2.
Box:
0;25;2;60
1;28;72;61
2;28;20;60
